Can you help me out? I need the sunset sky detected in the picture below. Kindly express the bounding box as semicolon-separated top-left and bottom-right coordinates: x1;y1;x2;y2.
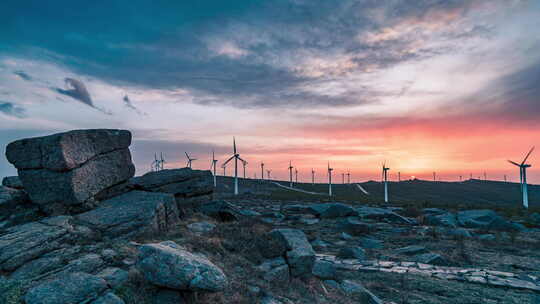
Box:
1;0;539;183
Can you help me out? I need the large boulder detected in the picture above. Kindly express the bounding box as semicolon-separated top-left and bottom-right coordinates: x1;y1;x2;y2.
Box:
129;168;213;205
197;200;241;221
2;176;23;189
337;217;372;236
457;210;522;231
268;229;316;277
24;272;109;304
137;241;227;292
5;129;135;215
76;191;179;239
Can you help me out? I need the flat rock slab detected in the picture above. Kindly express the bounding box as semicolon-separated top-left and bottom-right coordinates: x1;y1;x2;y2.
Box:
6;129;135;215
2;176;23;189
137;241;227;292
316;255;540;293
0;216;74;271
129;168;213;199
76;191;179;239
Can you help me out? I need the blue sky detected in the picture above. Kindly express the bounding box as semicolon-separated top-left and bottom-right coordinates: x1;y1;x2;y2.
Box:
1;0;539;182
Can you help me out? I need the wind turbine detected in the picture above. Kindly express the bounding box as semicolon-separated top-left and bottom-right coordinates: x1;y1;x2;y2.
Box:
311;168;315;185
327;162;333;196
159;152;165;170
508;146;535;209
210;150;218;187
185;152;197;168
151;153;160;172
295;168;298;183
222;137;246;195
288;161;294;188
267;169;271;180
242;159;248;179
433;172;436;182
260;162;265;181
398;172;401;182
347;171;351;184
342;173;345;184
382;162;390;203
222;164;227;176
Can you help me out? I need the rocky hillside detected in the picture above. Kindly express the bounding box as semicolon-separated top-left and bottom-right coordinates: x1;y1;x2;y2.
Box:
1;129;540;304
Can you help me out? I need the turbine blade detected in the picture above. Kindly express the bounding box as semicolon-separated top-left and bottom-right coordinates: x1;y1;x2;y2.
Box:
521;146;535;165
185;152;190;159
222;155;235;166
237;156;247;163
508;160;521;167
233;137;237;154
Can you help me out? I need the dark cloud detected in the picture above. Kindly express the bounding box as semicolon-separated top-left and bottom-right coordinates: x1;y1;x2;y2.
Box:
55;78;93;106
1;0;517;109
13;71;31;81
0;101;26;118
123;95;147;115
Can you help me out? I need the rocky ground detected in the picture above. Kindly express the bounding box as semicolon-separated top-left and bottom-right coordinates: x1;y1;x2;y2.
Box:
1;129;540;304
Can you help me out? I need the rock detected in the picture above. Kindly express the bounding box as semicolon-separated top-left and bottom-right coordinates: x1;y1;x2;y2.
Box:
0;216;75;271
446;228;472;238
324;280;340;289
308;203;356;218
257;257;287;272
414;253;447;266
338;247;366;260
0;185;37;228
264;264;290;284
24;272;108;304
477;234;496;241
360;237;384;249
261;296;284;304
6;129;135;215
356;207;414;225
340;280;383;303
76;191;179;239
338;217;372;235
282;204;310;213
425;212;458;228
137;241;227;292
422;208;446;215
340;232;353;240
268;229;316;277
197;200;240;221
528;213;540;226
92;292;125;304
101;249;118;263
299;217;320;225
312;260;336;279
153;289;185;304
187;222;216;233
2;176;23;189
129;168;213;203
457;209;522;231
97;267;129;288
311;239;330;250
395;245;428;255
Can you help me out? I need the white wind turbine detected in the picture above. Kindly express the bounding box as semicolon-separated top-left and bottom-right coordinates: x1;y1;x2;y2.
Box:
382;162;390;203
327;162;333;196
185;152;196;168
242;159;248;179
295;168;298;183
260;162;265;181
222;137;246;195
508;146;535;209
267;169;271;180
288;161;294;188
347;170;351;184
210;150;218;187
151;153;160;172
311;168;315;185
159;152;165;170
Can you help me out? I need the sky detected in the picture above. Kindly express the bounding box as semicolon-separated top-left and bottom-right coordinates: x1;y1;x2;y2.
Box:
1;0;539;183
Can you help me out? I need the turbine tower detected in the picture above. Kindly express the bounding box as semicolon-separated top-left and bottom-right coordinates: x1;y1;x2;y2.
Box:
260;162;265;181
210;150;218;187
151;153;159;172
342;173;345;184
433;172;436;182
398;172;401;182
160;152;165;170
311;168;315;185
222;137;246;196
288;161;294;188
382;162;390;203
295;168;298;183
222;164;227;176
508;146;534;209
327;162;333;196
267;169;271;180
347;170;351;184
242;160;248;179
185;152;197;168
